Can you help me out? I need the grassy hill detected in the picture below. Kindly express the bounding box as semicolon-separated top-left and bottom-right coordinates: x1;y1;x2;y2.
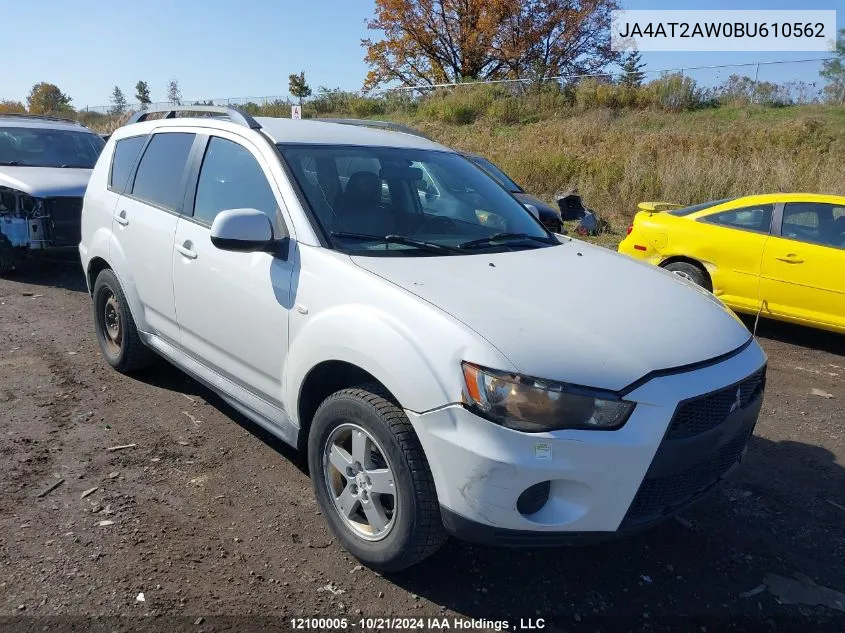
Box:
401;105;845;235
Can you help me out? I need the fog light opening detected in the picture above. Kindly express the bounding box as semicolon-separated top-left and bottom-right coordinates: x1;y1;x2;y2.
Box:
516;481;551;516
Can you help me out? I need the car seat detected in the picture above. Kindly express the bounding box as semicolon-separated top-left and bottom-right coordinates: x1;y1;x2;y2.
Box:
336;171;394;235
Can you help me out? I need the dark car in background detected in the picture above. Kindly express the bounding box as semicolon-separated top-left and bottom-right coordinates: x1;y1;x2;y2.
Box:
459;152;562;233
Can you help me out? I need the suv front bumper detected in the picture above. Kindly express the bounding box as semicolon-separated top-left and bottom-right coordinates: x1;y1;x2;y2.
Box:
405;340;767;540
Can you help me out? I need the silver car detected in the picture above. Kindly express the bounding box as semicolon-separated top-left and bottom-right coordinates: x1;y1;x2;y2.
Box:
0;114;105;273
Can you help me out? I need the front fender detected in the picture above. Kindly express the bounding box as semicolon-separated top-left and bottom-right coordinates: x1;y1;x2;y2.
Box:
283;302;513;426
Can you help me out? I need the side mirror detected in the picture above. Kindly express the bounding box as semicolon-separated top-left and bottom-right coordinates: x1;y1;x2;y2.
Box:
524;203;540;220
210;208;274;252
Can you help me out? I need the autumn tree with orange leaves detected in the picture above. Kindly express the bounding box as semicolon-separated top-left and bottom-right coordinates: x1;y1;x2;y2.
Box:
362;0;619;90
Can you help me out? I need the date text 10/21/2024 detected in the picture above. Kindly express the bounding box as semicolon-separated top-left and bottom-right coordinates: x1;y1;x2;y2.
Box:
289;617;547;630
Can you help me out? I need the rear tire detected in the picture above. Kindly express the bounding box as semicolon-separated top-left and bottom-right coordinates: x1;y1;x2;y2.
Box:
663;261;708;290
92;269;156;373
308;383;446;572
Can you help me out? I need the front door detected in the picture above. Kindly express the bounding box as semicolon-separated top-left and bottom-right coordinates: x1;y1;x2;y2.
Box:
172;133;295;406
760;201;845;330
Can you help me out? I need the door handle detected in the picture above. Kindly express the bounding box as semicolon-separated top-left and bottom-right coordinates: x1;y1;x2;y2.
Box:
114;210;129;226
775;254;803;264
175;243;197;260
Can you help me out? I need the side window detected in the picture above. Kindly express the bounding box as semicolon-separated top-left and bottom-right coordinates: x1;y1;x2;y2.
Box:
701;204;773;233
131;133;195;211
193;137;279;227
109;135;147;192
781;202;844;249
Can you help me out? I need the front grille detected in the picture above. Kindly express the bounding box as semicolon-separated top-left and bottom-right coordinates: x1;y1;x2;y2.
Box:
44;197;83;247
666;368;766;440
623;425;753;524
619;366;766;530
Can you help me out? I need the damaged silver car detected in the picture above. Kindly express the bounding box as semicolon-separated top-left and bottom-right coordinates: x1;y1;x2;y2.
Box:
0;114;105;273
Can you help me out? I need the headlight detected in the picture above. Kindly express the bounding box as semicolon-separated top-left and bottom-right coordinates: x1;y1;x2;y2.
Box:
461;362;634;432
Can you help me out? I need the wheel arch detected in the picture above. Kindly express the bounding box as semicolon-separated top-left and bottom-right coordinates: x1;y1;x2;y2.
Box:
295;360;395;452
659;255;713;291
86;256;112;295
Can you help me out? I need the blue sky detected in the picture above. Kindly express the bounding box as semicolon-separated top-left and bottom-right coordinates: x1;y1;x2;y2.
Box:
3;0;842;108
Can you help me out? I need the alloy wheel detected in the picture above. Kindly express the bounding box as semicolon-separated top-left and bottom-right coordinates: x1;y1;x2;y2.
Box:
322;423;397;541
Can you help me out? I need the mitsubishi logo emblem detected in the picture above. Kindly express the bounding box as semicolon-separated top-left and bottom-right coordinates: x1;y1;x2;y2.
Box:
729;387;742;413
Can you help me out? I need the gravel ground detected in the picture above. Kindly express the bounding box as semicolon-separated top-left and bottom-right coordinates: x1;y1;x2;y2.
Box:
1;260;843;633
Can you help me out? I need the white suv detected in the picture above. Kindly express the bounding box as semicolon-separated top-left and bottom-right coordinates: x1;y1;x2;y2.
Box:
80;107;767;571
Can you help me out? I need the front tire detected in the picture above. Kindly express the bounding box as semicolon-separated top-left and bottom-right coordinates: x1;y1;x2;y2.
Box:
92;269;156;373
308;384;446;572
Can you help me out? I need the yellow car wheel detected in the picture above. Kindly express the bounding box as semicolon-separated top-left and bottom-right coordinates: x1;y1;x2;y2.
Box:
663;261;709;290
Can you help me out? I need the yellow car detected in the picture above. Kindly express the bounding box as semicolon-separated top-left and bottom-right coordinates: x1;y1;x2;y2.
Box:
618;193;845;334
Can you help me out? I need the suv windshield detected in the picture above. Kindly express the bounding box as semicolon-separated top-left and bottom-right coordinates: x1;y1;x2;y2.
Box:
0;127;105;168
281;144;555;256
467;155;522;193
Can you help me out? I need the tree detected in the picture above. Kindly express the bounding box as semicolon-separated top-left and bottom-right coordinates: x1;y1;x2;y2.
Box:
27;82;72;114
110;86;127;115
288;71;312;106
619;49;645;88
820;28;845;105
0;100;26;114
166;80;182;106
362;0;620;89
495;0;621;82
135;80;152;109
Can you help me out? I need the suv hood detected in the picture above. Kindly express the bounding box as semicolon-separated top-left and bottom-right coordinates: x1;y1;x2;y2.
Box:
351;240;751;392
0;167;91;198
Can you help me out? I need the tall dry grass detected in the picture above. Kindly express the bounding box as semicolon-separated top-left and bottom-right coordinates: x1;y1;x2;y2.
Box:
402;106;845;229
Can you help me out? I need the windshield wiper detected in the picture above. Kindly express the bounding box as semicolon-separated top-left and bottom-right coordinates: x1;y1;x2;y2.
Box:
458;232;554;249
331;232;459;254
0;161;21;166
60;164;87;168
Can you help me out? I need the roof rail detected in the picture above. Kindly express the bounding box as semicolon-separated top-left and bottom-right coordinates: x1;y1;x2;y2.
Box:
0;113;84;126
126;105;261;130
316;118;433;141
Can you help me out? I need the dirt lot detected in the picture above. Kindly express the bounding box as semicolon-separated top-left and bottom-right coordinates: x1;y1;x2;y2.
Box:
1;260;843;633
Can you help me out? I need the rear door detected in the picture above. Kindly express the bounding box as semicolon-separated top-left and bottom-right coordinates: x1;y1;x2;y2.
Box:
114;131;196;343
693;204;774;313
760;201;845;330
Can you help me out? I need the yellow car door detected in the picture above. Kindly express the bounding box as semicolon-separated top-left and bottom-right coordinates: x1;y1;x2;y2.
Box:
759;201;845;332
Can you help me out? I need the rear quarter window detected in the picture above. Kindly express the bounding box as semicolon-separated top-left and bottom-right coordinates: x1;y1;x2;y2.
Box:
108;135;147;193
